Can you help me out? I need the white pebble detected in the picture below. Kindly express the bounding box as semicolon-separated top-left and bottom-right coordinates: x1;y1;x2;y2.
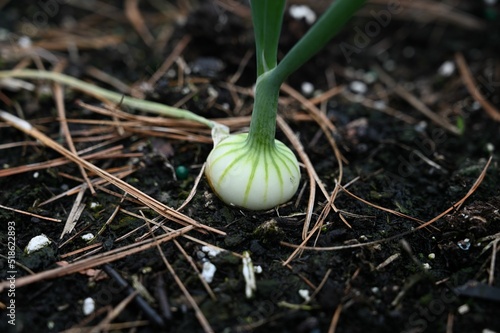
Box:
33;172;39;179
422;263;431;270
201;261;216;283
301;81;314;96
201;245;222;258
458;303;470;314
298;289;310;302
82;297;95;315
254;265;263;274
18;36;32;48
289;5;316;24
350;81;367;94
81;233;94;241
428;253;435;260
438;61;455;77
25;234;51;254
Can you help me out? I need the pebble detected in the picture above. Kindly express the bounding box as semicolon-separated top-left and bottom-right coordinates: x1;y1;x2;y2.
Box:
349;80;367;94
201;261;216;283
82;297;95;315
289;5;316;24
25;234;51;254
438;61;455;76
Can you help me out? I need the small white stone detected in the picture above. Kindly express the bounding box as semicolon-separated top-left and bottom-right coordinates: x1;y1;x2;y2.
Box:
438;61;455;77
201;261;216;283
301;82;314;96
298;289;310;302
414;121;428;132
201;245;222;258
82;297;95;315
25;234;51;254
90;202;99;209
458;303;470;314
349;80;367;94
81;233;94;241
486;143;494;153
254;265;263;274
422;263;431;270
18;36;32;48
428;253;436;260
33;172;39;179
289;5;316;24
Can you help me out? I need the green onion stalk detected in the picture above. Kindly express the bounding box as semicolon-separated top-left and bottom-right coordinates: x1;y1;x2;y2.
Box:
205;0;366;210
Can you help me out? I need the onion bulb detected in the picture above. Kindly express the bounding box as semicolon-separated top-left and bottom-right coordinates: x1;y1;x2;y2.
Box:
205;133;300;210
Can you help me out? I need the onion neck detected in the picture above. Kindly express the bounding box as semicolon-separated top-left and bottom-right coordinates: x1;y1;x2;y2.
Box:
247;70;281;150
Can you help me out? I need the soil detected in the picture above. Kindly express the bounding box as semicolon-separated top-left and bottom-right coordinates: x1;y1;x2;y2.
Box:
1;1;500;333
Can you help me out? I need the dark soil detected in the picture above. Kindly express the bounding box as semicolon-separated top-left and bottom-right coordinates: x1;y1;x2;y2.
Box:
1;1;500;333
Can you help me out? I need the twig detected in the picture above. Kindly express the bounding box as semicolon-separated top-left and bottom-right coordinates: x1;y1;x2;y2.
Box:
53;83;96;194
455;52;500;122
154;239;215;333
147;35;191;88
0;204;61;223
90;290;139;333
125;0;155;47
276;116;316;240
60;185;87;239
176;163;206;212
489;239;499;286
327;304;343;333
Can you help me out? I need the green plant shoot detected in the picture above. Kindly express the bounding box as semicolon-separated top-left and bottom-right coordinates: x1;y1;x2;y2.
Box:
205;0;366;210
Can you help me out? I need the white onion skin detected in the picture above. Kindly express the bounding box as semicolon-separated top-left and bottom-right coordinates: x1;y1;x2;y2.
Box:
205;133;300;210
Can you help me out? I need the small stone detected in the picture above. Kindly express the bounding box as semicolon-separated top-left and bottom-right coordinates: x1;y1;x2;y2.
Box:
201;261;216;283
201;245;222;258
298;289;310;302
457;238;471;251
25;234;51;254
428;253;435;260
81;233;94;241
301;82;314;96
289;5;316;24
83;297;95;315
349;80;367;94
458;304;470;315
438;61;455;76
